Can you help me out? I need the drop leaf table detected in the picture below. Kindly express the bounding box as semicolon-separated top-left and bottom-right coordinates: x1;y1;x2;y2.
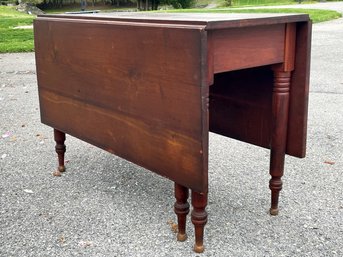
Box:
34;12;311;253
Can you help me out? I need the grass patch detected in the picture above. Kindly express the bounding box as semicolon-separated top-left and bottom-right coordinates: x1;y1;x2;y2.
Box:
0;6;35;53
229;0;303;7
197;0;318;8
166;8;342;23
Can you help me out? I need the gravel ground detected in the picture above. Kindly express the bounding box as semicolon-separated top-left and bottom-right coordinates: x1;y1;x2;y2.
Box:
1;4;343;257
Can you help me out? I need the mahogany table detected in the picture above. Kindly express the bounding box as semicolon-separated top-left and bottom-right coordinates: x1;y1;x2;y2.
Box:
34;12;311;253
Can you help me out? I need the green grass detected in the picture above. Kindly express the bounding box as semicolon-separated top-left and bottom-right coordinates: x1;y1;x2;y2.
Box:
229;0;305;7
167;8;342;23
197;0;318;8
0;6;35;53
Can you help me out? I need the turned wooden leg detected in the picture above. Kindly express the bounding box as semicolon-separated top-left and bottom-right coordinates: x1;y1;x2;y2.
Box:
53;128;66;176
269;69;291;215
174;183;189;242
191;191;207;253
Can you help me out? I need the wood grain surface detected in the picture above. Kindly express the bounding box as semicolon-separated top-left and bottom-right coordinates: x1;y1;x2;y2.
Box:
35;18;209;192
209;24;285;73
286;21;312;158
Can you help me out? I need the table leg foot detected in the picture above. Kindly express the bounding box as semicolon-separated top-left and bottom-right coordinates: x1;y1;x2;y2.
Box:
191;191;207;253
269;176;282;216
177;233;187;242
194;244;205;253
54;129;66;176
270;208;279;216
174;183;189;242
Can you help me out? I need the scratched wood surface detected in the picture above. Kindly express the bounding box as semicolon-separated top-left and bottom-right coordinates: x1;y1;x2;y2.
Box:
34;18;209;192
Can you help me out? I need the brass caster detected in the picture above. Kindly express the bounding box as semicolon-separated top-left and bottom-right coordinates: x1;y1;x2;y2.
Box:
58;165;66;172
177;233;187;242
270;208;279;216
193;244;204;253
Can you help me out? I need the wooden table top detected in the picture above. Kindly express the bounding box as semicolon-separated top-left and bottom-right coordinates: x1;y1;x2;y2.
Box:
37;12;310;29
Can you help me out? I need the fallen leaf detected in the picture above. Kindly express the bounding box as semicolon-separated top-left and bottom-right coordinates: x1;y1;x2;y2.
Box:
58;235;66;244
324;161;335;165
167;219;178;233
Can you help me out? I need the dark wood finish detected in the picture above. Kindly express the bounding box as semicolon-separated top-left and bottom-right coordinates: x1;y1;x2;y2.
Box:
209;66;273;148
269;68;291;215
174;183;190;242
191;191;208;253
35;18;209;193
38;12;309;30
268;24;296;215
283;23;297;72
208;22;308;158
34;13;311;252
209;24;285;73
286;21;312;157
35;14;310;158
53;128;66;176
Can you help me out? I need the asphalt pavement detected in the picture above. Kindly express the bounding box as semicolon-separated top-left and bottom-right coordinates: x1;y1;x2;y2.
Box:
0;3;342;257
